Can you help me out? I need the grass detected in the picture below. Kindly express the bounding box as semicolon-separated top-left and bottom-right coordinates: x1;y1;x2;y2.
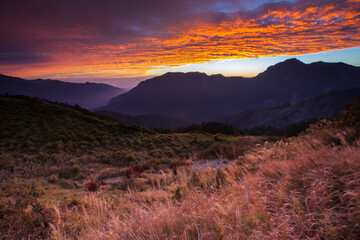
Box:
1;95;360;239
0;95;268;183
48;124;360;239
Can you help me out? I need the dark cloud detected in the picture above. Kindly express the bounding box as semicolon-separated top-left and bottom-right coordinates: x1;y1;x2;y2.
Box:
0;0;231;57
1;0;218;36
0;52;52;64
0;0;358;80
0;0;262;66
0;1;286;43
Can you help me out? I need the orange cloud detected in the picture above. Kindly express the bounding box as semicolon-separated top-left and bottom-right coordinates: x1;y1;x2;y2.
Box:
1;0;359;79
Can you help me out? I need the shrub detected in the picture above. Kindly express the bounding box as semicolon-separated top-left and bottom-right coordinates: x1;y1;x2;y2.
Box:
334;97;360;129
47;174;59;184
132;165;143;175
125;168;132;178
85;180;98;192
57;166;79;179
0;178;54;239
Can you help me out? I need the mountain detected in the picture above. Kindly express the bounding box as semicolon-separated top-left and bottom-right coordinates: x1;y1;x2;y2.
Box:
95;110;189;130
219;87;360;129
0;74;127;109
99;59;360;122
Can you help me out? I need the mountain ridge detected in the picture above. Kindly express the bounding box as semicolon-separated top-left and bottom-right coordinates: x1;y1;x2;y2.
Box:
99;59;360;122
0;74;127;109
219;87;360;129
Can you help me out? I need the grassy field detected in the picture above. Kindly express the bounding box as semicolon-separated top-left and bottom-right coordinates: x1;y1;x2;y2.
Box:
1;95;359;239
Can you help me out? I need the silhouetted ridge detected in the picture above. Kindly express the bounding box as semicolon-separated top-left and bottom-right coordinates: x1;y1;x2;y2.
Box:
220;87;360;129
98;59;360;122
270;58;304;68
257;58;306;79
163;72;208;77
0;74;127;109
210;74;225;78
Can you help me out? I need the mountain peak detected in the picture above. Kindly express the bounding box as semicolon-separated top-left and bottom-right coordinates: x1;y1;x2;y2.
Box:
210;74;225;78
162;72;208;77
270;58;305;69
282;58;303;64
258;58;306;78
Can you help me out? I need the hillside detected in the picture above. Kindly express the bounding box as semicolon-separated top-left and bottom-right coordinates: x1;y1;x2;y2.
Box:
220;87;360;129
0;95;154;156
0;95;273;239
0;74;127;109
0;95;359;239
95;110;189;130
99;59;360;122
1;95;360;239
0;94;263;167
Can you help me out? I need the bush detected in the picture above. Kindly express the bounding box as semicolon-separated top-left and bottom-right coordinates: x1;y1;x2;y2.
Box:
0;178;54;239
85;180;98;192
334;97;360;141
57;166;79;179
47;174;59;184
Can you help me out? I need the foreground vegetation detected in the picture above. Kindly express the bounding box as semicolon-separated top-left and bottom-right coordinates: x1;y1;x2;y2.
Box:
1;95;359;239
51;124;360;239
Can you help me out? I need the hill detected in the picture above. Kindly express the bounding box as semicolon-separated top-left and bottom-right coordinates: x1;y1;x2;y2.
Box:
0;74;127;109
220;87;360;129
0;95;149;156
95;110;189;130
0;94;257;164
99;59;360;122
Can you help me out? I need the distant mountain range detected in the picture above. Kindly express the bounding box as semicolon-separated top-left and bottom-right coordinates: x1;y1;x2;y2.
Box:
219;87;360;129
0;74;127;109
99;59;360;122
95;110;189;130
2;59;360;130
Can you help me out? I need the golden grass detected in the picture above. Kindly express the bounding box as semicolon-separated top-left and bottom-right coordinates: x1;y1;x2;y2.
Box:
49;124;360;239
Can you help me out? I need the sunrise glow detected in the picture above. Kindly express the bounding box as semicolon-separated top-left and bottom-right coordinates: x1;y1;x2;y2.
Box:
0;0;359;86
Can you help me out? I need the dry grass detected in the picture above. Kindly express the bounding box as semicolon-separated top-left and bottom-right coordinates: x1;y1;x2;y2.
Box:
49;124;360;240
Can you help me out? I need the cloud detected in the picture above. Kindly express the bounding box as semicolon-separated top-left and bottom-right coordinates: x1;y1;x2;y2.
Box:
0;52;52;64
0;0;359;79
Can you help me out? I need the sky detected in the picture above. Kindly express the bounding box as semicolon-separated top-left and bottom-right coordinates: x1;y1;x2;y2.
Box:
0;0;359;88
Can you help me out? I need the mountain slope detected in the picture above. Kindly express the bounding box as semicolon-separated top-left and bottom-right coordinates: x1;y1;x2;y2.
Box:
0;95;149;155
95;110;189;130
220;87;360;129
0;74;127;109
99;59;360;122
